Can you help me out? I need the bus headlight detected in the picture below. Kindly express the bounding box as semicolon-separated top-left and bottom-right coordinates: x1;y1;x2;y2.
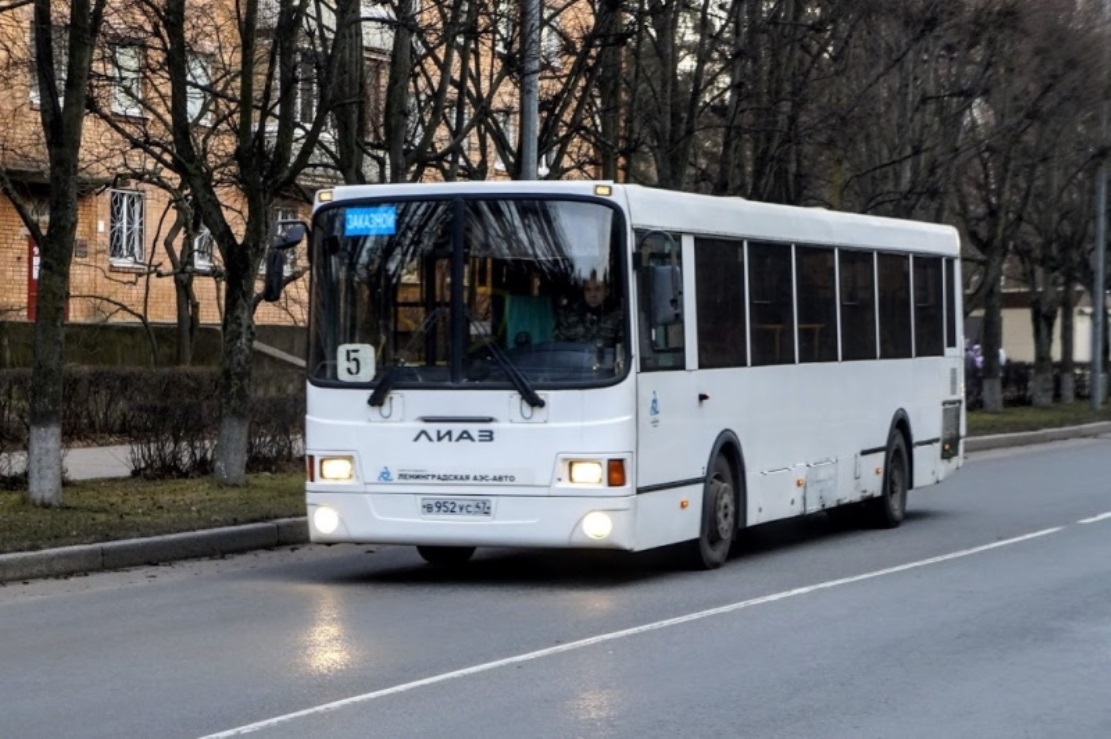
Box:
582;511;613;540
313;506;341;535
320;456;355;481
569;460;604;484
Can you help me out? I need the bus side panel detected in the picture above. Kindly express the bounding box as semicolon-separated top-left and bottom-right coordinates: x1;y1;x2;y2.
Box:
633;485;703;551
634;372;706;485
688;360;954;529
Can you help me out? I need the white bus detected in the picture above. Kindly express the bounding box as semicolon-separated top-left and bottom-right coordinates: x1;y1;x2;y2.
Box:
266;181;964;569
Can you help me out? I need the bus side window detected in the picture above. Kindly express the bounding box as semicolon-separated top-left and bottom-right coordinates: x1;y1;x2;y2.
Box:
749;241;795;366
636;229;685;371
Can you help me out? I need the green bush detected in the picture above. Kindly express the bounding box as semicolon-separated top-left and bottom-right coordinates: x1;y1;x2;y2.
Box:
0;366;304;480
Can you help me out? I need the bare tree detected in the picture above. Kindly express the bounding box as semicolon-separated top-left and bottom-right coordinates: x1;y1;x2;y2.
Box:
0;0;108;505
1016;58;1098;406
83;0;358;483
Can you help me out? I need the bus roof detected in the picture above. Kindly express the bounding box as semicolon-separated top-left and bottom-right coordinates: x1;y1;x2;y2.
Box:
320;181;960;257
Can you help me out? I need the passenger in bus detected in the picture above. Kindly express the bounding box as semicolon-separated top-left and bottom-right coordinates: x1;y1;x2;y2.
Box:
554;274;623;346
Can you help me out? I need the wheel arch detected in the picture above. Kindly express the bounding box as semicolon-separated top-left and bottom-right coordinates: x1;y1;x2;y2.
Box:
886;409;913;488
707;430;747;530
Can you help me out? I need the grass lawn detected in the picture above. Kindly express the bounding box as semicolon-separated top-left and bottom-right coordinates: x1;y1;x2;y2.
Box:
967;401;1111;437
0;472;304;555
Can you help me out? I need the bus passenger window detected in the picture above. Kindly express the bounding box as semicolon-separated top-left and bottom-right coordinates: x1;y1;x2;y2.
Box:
748;241;795;366
795;246;837;362
945;258;958;349
914;256;944;356
695;237;747;368
840;250;877;361
878;253;912;359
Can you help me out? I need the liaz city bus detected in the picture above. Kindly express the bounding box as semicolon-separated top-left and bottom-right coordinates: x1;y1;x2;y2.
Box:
265;181;964;569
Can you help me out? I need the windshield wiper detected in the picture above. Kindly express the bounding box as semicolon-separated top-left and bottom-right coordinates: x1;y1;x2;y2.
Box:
368;363;396;407
466;311;545;409
483;338;545;409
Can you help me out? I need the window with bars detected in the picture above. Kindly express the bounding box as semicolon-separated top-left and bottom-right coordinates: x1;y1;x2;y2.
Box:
193;226;216;271
186;52;212;124
110;190;145;264
271;206;300;275
295;49;317;124
365;55;387;139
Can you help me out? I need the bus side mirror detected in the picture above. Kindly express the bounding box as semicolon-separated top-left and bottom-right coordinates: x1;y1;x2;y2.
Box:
649;265;683;325
263;221;307;302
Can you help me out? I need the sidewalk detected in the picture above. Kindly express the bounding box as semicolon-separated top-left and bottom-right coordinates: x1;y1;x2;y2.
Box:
3;422;1111;584
2;444;132;481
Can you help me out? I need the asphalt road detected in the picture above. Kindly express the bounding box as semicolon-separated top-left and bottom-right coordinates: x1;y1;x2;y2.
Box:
1;438;1109;739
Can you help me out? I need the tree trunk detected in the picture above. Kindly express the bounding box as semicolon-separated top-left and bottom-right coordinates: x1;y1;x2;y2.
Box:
213;260;256;486
1060;283;1076;404
1029;295;1057;408
173;276;198;365
980;277;1004;412
597;0;622;181
26;232;72;504
384;0;413;183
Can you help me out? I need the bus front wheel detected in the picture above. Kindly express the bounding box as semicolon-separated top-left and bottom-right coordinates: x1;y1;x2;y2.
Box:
864;433;909;528
416;546;476;567
685;455;737;570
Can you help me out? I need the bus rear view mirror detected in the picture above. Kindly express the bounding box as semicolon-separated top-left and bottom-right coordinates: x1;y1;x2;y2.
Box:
262;220;307;302
649;265;683;325
262;248;287;302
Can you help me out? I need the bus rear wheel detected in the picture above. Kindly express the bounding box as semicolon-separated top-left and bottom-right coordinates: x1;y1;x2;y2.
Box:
685;455;736;570
416;546;476;567
864;433;909;528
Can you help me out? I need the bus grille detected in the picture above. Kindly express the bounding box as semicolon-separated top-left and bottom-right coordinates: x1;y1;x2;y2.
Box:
941;401;961;460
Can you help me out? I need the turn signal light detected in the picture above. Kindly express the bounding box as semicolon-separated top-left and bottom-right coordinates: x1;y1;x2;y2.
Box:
607;459;626;487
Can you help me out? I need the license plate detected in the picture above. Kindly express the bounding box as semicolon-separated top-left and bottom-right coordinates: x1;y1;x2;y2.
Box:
420;498;493;517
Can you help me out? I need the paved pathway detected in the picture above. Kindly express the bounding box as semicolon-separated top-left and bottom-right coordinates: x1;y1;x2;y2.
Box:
1;444;132;481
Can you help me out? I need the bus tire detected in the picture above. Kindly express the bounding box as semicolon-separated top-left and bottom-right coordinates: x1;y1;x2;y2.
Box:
416;545;476;567
864;432;909;528
685;454;737;570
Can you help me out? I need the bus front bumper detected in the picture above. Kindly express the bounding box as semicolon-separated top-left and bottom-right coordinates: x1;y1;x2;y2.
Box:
306;490;637;550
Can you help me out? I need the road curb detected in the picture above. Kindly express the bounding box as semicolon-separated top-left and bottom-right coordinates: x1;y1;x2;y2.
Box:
964;421;1111;453
0;518;308;584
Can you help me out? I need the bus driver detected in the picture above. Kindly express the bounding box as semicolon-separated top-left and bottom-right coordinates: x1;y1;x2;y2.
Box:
554;274;622;346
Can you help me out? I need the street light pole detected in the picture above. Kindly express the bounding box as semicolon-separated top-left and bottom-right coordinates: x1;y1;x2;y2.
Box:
519;0;540;180
1095;161;1107;409
1094;0;1109;409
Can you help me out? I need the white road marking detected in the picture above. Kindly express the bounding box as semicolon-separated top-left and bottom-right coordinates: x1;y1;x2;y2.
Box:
1078;511;1111;524
200;526;1063;738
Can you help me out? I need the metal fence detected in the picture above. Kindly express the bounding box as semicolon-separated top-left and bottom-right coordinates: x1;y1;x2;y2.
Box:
965;362;1093;409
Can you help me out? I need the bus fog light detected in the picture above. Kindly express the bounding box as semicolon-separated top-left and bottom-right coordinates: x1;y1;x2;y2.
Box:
569;461;604;484
320;456;354;481
582;511;613;540
313;506;341;535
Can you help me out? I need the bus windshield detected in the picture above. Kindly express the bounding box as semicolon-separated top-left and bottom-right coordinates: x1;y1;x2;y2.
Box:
308;197;629;390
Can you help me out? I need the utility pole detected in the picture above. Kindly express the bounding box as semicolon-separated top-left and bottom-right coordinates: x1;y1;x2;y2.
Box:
519;0;540;179
1094;0;1109;409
